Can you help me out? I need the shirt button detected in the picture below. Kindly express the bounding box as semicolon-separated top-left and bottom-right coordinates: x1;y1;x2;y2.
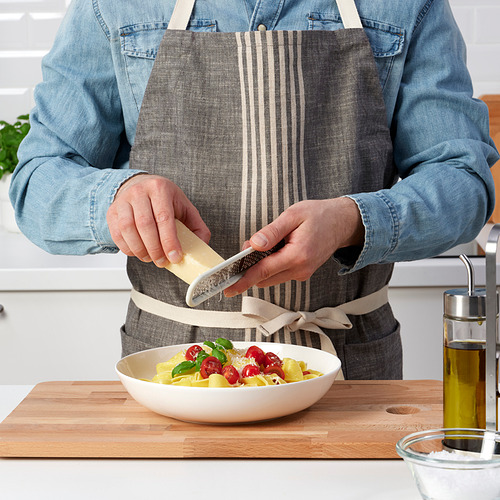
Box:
257;24;267;31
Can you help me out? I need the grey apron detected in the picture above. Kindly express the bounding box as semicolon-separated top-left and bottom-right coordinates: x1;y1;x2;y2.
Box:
124;0;403;380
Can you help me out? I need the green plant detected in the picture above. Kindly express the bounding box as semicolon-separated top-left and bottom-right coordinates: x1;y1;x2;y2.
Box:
0;114;30;180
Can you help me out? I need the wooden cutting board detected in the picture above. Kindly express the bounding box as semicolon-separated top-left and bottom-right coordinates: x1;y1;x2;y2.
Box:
0;380;442;459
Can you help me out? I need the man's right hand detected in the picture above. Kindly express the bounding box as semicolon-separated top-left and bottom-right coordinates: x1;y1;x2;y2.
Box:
106;173;210;267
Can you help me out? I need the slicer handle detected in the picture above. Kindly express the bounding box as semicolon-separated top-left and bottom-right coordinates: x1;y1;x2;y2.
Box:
485;224;500;432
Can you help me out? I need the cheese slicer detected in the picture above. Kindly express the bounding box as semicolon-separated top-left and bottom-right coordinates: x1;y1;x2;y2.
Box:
185;240;285;307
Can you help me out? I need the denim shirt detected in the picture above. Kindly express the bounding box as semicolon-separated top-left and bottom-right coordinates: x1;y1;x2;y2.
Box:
10;0;499;273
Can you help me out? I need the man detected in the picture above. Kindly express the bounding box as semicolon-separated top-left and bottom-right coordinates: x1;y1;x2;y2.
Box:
10;0;498;379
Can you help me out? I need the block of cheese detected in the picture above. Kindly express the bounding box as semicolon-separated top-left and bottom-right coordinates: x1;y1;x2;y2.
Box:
164;219;225;284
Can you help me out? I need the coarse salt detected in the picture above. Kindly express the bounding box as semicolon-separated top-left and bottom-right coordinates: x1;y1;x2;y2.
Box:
428;450;477;461
411;450;500;500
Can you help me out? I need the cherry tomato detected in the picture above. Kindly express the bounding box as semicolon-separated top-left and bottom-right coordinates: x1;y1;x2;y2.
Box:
241;364;261;378
200;356;223;379
222;365;240;385
263;365;285;379
185;345;203;361
245;345;265;365
263;352;282;367
302;371;311;375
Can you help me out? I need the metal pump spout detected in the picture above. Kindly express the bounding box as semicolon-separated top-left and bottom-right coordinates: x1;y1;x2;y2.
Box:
485;224;500;432
459;254;475;295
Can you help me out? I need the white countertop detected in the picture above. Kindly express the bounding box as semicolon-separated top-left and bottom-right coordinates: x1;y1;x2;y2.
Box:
0;385;421;500
1;226;500;291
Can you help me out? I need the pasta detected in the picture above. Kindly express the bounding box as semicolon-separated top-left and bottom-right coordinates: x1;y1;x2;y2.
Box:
149;338;323;388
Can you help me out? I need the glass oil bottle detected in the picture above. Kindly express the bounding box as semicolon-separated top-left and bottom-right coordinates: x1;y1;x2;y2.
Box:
443;255;493;429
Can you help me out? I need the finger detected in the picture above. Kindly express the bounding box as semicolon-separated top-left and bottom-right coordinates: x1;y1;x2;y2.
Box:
224;251;287;297
116;202;152;262
149;195;182;265
107;206;135;256
186;218;211;245
132;196;171;266
109;232;136;258
253;270;296;288
173;197;211;245
109;231;135;258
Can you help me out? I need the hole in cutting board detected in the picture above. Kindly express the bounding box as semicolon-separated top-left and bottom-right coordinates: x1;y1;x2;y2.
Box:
385;406;421;415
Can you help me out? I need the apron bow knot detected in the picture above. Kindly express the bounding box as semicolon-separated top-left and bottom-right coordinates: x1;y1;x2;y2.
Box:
241;296;353;338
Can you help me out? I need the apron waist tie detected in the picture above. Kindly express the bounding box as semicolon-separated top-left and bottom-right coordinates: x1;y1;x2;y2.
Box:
130;285;389;381
130;285;388;332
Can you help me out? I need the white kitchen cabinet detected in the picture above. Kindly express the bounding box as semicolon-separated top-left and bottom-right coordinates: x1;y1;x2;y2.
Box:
0;228;131;384
389;287;446;381
0;290;129;384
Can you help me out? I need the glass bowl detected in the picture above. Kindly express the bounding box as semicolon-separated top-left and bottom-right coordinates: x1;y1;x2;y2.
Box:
396;428;500;500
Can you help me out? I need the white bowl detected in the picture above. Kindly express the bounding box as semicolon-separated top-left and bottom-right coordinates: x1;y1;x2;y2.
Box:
115;341;341;423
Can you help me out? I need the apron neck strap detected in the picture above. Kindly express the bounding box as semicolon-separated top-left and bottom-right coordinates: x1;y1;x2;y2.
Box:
167;0;195;30
167;0;362;31
336;0;363;29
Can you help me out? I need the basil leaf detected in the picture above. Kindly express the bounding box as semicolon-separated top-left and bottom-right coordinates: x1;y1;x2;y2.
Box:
172;360;196;378
195;350;209;371
211;348;227;365
203;340;216;349
215;337;233;350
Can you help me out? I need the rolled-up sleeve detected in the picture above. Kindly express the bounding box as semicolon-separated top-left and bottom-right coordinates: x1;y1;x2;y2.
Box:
340;0;498;273
9;0;143;255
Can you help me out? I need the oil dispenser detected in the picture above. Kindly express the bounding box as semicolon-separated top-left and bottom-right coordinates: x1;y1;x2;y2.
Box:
443;225;499;434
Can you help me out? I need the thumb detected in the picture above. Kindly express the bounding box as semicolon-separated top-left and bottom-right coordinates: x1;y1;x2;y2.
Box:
250;216;292;251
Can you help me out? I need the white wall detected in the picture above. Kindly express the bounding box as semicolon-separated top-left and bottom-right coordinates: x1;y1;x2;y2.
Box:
449;0;500;97
0;0;499;123
0;1;70;123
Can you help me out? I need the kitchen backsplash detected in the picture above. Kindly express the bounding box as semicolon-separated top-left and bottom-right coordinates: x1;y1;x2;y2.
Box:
0;0;499;122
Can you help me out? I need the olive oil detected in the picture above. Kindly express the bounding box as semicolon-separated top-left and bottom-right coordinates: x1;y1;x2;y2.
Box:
443;340;485;429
